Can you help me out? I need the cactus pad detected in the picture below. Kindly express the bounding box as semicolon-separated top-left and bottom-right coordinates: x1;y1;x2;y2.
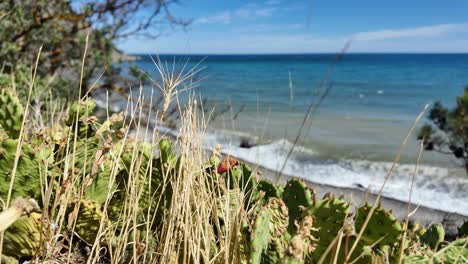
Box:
249;197;289;263
249;203;273;263
0;139;42;202
309;194;350;261
438;238;468;263
285;215;318;263
355;203;403;247
282;179;314;233
70;199;107;245
0;88;24;139
458;221;468;238
256;179;282;201
420;224;445;250
3;212;43;259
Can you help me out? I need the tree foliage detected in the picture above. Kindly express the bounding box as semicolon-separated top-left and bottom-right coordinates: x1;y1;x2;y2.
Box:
0;0;189;99
418;87;468;173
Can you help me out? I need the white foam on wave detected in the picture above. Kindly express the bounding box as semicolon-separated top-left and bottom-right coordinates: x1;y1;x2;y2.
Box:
201;129;468;216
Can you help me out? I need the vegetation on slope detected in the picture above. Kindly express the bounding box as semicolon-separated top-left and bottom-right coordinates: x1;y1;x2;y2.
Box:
419;87;468;174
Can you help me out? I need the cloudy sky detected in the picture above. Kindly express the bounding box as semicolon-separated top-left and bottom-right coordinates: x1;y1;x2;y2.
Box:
117;0;468;54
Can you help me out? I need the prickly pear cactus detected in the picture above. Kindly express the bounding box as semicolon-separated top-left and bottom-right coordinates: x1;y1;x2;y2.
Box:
249;197;289;264
256;179;282;201
403;237;467;264
229;164;257;197
216;188;243;224
3;212;43;259
420;224;445;250
284;215;318;264
249;203;273;263
403;254;433;263
159;138;177;166
117;139;167;231
261;198;290;264
66;98;96;126
69;199;107;245
0;88;24;139
308;193;350;261
458;221;468;238
0;139;42;202
282;179;314;233
265;198;289;238
438;238;468;263
354;203;402;248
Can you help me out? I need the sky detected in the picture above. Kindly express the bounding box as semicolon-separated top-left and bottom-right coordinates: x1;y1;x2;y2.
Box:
117;0;468;54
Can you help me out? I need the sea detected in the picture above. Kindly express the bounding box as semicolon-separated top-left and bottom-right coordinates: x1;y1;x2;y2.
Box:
123;54;468;216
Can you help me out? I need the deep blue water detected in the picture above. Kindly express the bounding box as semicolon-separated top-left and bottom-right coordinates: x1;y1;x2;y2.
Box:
134;53;468;118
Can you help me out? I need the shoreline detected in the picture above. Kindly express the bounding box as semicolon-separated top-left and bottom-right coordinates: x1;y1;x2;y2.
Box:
248;160;467;236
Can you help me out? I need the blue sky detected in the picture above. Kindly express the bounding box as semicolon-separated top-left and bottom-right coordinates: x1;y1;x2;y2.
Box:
117;0;468;54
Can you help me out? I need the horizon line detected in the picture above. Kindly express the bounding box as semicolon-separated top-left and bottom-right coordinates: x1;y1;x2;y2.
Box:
128;51;468;56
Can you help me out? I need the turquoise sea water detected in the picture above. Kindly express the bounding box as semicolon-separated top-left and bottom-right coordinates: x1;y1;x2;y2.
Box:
127;54;468;215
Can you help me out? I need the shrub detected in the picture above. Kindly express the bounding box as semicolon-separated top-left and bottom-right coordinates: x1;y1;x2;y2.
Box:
418;87;468;173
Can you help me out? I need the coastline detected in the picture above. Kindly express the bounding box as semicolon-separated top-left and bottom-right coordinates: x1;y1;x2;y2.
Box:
111;49;141;62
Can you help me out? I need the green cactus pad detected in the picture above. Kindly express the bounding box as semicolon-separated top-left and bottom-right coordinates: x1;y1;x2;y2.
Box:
265;197;289;238
0;88;24;139
249;204;272;263
216;188;243;224
71;199;107;245
119;140;170;231
263;237;284;264
355;203;403;248
458;221;468;238
66;99;97;138
159;138;177;166
403;254;432;263
282;179;314;233
3;212;43;259
256;179;281;200
309;194;350;261
66;99;97;126
0;139;42;202
420;224;445;250
438;238;468;264
249;197;289;264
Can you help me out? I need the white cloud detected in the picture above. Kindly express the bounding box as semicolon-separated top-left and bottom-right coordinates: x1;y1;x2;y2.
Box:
255;7;277;17
195;2;281;25
354;23;468;41
119;21;468;54
195;12;232;25
235;6;277;18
